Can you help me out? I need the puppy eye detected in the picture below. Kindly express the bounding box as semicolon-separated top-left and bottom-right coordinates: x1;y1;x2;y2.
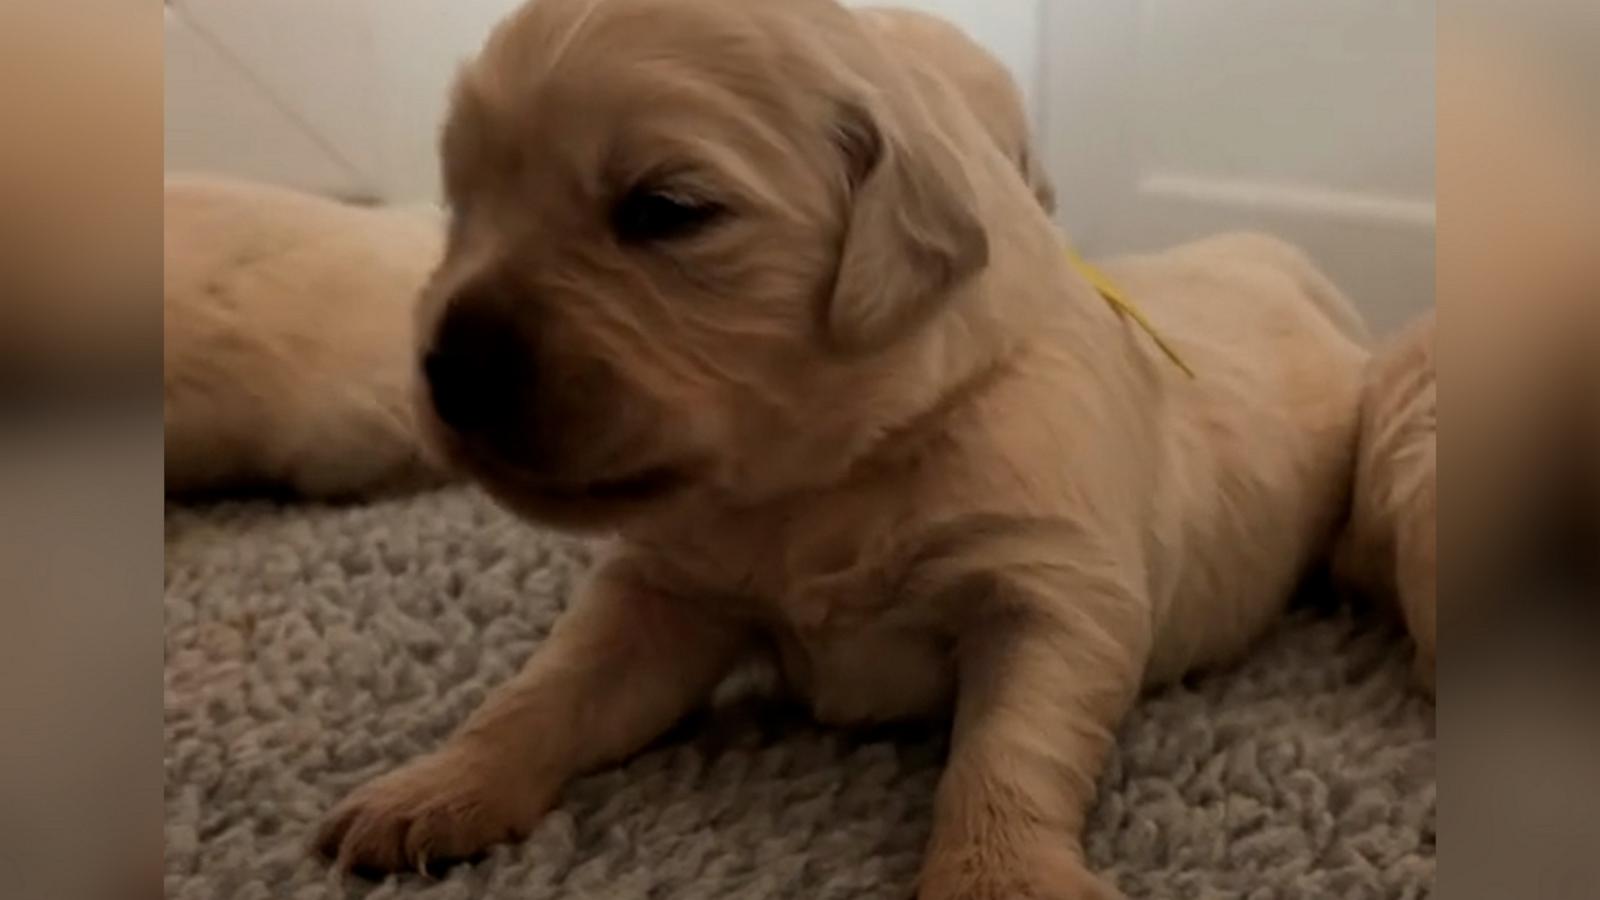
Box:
612;188;725;244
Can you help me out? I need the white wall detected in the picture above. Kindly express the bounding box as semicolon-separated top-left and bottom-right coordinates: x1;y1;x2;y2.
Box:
164;0;1042;203
362;0;527;201
164;0;522;201
164;4;380;199
1040;0;1435;330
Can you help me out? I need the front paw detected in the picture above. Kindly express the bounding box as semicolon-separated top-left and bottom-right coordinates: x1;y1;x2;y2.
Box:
316;745;554;875
918;849;1124;900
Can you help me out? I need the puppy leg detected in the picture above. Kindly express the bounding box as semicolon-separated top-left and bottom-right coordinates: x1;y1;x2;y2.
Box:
1397;462;1438;693
317;560;747;873
919;587;1147;900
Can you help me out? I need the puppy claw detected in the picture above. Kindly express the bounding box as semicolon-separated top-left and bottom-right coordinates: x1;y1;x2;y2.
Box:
316;747;548;876
918;850;1125;900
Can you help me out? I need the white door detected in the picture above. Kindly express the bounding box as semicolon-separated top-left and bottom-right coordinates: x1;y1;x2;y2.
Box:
1041;1;1435;333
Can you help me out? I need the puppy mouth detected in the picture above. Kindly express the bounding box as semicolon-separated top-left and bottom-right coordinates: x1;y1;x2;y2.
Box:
422;406;697;516
538;464;689;503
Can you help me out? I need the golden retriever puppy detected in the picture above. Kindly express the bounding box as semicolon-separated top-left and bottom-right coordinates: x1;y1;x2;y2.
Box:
1336;312;1436;692
319;2;1368;896
164;175;445;498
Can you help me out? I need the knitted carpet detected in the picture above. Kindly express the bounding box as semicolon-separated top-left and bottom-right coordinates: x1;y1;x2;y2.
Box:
163;487;1435;900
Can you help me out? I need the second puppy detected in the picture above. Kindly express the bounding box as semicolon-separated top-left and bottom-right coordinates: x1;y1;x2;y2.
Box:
1337;311;1437;691
164;176;447;498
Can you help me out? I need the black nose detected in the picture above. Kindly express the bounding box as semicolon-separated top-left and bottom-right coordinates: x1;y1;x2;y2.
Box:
423;306;528;434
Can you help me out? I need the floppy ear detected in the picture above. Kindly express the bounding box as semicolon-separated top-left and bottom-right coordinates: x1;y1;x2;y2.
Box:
1020;144;1059;215
824;98;989;352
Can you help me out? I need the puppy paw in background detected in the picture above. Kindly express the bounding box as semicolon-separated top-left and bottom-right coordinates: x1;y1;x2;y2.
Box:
1336;311;1437;693
164;176;451;499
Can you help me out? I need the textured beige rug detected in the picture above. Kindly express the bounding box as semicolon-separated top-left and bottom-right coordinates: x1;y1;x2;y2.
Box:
164;487;1435;899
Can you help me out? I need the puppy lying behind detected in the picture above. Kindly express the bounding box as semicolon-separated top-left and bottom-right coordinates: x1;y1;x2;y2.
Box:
1336;312;1437;693
164;176;446;498
319;2;1370;897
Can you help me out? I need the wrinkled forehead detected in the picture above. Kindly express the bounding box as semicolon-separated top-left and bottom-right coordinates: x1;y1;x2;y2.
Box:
448;0;831;199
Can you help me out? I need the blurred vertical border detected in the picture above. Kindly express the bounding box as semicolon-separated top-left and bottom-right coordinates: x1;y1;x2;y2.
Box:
1441;1;1600;897
0;3;163;899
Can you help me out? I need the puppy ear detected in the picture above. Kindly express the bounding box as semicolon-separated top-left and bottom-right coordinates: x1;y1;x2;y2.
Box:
824;99;989;352
1020;144;1059;215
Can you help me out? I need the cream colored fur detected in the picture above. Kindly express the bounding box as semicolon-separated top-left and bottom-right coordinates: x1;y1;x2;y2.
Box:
1337;312;1437;692
164;176;446;497
857;8;1057;213
319;3;1371;897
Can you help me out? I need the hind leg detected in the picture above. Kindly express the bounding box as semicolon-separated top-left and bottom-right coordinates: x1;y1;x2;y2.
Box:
1396;451;1438;693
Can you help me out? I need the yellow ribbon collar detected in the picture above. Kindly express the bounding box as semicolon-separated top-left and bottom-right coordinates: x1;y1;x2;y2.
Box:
1066;244;1196;379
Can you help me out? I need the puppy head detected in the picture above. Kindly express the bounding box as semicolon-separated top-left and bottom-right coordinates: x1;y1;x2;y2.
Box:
417;0;989;528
